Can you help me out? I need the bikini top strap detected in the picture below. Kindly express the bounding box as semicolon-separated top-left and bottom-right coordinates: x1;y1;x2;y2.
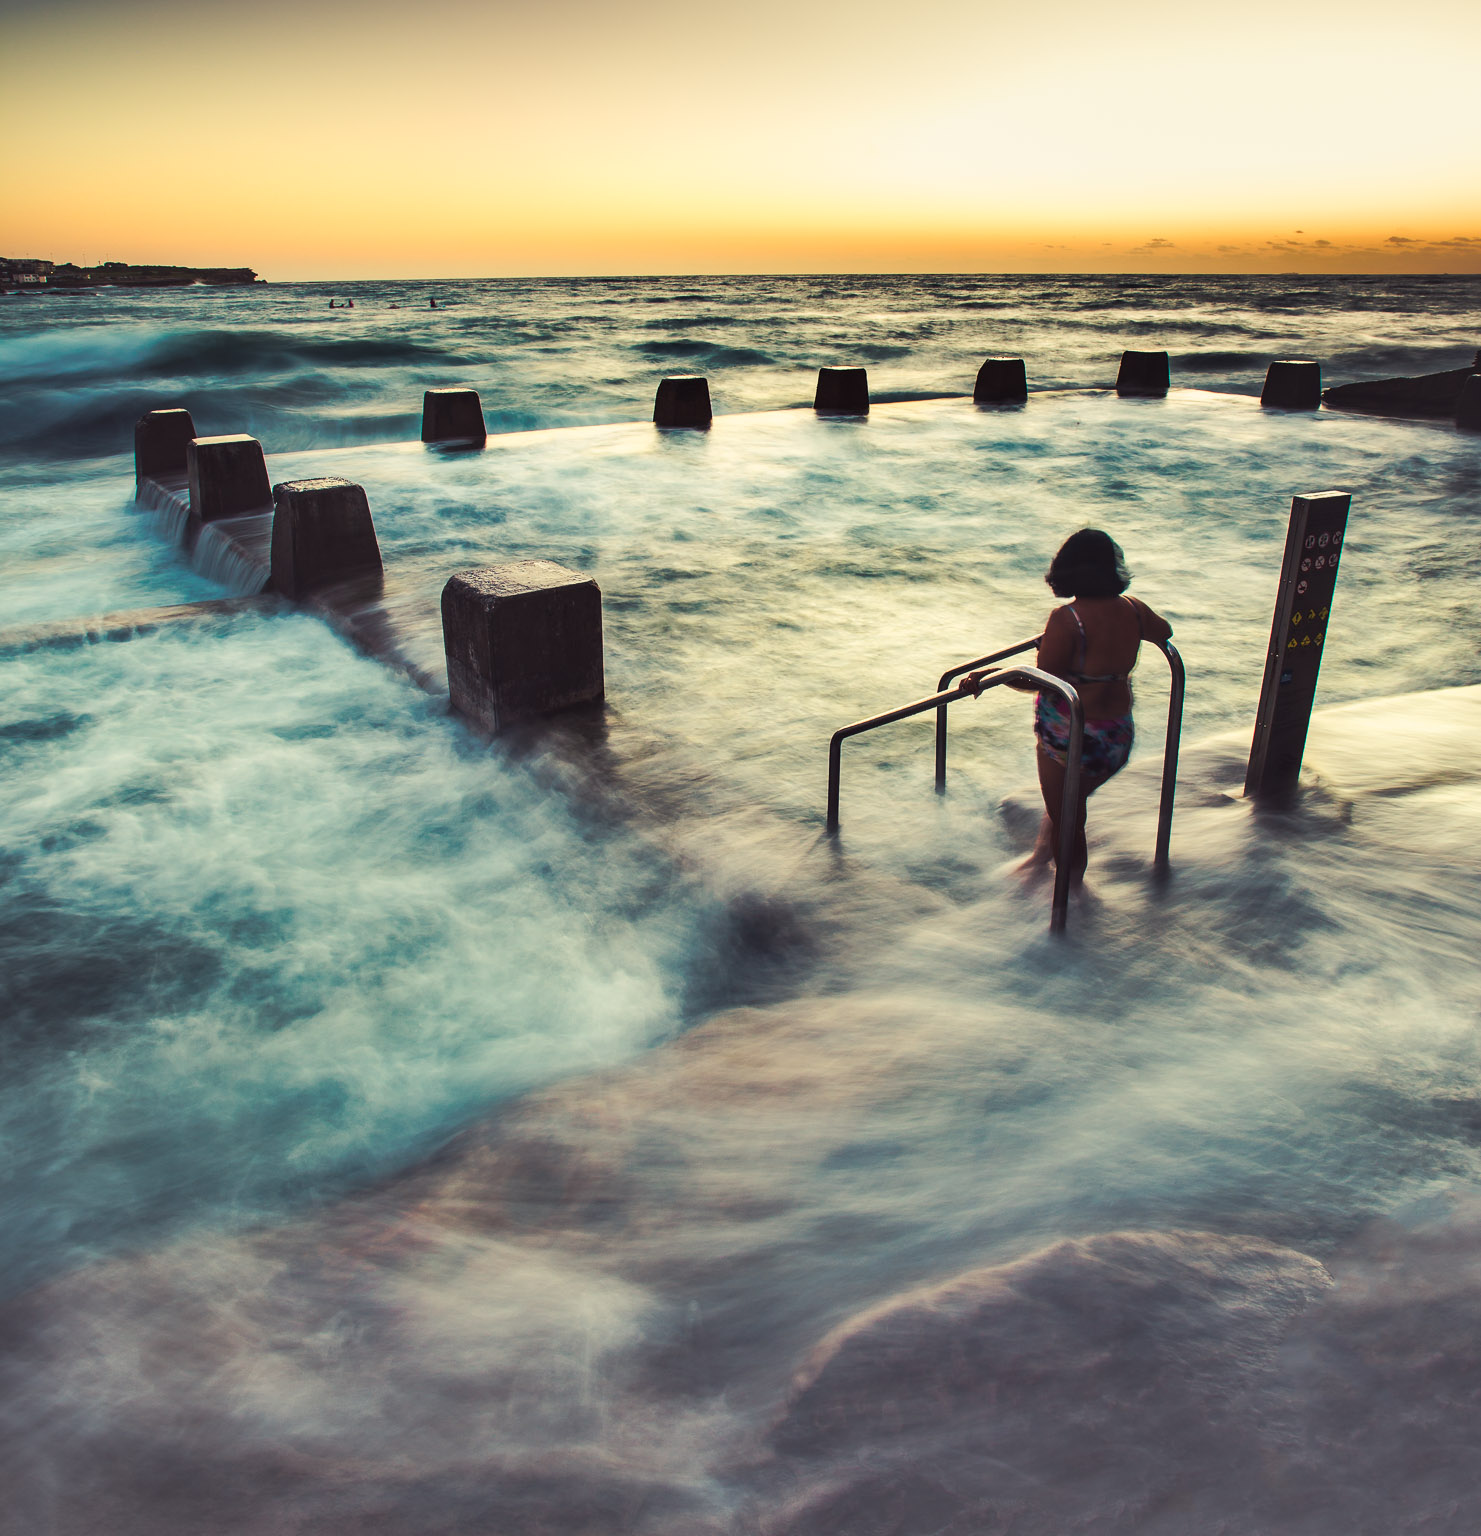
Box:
1067;603;1088;673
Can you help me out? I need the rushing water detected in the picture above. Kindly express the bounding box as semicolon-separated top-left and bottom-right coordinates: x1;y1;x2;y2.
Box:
2;276;1481;1534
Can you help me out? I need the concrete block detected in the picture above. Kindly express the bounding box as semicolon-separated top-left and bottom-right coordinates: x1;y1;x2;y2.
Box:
270;477;383;600
442;561;604;733
1116;350;1170;397
134;408;197;488
654;375;712;428
422;388;486;445
1456;373;1481;432
1262;360;1322;410
974;356;1027;403
815;366;869;415
187;434;271;523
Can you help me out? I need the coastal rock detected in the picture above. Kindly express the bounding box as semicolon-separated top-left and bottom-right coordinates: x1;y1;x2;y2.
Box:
1457;373;1481;431
5;259;258;288
1323;354;1480;420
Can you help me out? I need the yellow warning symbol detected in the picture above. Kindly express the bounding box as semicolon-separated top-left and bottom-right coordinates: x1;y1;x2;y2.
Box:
1300;635;1312;646
1319;606;1329;620
1292;611;1303;626
1307;608;1317;621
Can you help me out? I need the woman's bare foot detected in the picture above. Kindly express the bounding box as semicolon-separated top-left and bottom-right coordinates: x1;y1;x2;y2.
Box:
1013;813;1056;871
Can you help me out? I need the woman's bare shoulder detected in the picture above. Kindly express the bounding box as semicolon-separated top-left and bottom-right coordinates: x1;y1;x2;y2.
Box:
1127;594;1172;640
1037;603;1077;666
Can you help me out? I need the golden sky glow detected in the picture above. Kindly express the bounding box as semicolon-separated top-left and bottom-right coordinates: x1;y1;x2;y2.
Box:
2;0;1478;276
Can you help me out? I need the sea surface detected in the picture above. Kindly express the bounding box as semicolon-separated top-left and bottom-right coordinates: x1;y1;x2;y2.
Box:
2;275;1481;1534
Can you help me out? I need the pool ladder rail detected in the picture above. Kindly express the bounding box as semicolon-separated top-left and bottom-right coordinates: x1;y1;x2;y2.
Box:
826;634;1185;932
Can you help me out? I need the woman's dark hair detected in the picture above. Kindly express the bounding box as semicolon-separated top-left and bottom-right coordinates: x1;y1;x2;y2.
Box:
1045;528;1131;598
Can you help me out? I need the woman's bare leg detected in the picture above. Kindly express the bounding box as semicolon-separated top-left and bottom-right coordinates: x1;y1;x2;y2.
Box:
1037;750;1110;884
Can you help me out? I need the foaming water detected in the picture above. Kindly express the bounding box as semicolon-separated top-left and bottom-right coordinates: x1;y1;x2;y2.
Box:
4;280;1481;1532
0;615;692;1295
0;473;219;628
193;516;272;594
8;697;1481;1531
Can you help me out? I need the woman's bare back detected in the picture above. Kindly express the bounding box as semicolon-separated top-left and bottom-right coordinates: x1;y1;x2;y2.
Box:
1038;595;1171;719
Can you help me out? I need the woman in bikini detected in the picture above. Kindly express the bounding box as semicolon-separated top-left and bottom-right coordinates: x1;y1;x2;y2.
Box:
967;529;1172;882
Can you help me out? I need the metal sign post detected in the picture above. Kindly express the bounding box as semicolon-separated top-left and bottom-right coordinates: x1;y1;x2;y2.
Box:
1245;491;1352;801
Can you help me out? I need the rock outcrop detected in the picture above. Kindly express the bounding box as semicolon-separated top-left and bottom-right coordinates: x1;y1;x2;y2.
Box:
1323;351;1480;420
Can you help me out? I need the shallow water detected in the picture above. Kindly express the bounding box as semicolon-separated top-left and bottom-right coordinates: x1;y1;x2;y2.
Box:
3;277;1481;1533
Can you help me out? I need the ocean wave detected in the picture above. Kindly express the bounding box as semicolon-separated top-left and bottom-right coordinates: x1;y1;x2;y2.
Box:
0;324;459;388
641;314;741;330
0;386;425;461
709;346;778;367
637;339;712;358
637;340;779;367
140;328;456;377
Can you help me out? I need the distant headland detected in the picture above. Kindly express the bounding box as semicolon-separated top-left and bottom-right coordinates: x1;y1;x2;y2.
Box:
0;258;261;293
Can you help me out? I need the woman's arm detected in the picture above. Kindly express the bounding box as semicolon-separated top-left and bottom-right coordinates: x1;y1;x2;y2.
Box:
965;607;1073;695
1035;605;1078;679
1128;595;1173;644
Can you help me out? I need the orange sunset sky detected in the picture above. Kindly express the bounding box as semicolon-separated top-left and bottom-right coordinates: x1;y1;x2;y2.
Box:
3;0;1478;277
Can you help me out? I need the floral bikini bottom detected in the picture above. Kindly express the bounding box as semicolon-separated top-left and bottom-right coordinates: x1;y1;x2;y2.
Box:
1034;692;1135;780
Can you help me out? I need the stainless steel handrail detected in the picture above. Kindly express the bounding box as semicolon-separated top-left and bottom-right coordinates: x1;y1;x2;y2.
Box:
827;667;1084;932
935;633;1185;873
1152;639;1185;871
936;635;1043;789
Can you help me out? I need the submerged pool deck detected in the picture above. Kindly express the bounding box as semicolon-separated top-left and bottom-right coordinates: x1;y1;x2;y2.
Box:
113;387;1481;929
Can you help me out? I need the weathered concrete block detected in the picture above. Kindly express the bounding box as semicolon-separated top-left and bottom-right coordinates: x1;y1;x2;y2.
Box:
1457;374;1481;432
270;477;383;600
442;561;604;733
974;356;1027;403
1261;360;1322;410
815;366;869;415
1116;350;1170;397
135;408;197;488
422;388;486;445
654;375;712;428
187;434;271;522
